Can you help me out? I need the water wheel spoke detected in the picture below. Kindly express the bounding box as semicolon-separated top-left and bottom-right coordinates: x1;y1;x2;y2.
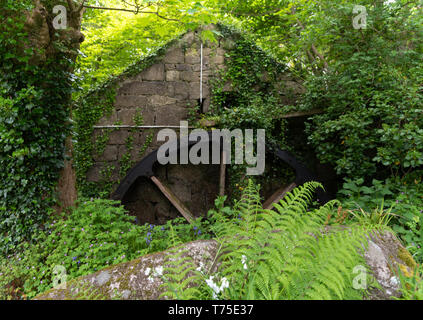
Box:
150;176;195;223
263;182;297;210
219;150;226;197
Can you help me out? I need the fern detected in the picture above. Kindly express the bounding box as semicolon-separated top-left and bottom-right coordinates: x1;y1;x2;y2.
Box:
217;181;377;300
159;248;205;300
162;180;380;300
65;281;108;300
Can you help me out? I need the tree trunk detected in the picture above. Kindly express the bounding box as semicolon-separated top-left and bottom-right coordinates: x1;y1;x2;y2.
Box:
25;0;85;211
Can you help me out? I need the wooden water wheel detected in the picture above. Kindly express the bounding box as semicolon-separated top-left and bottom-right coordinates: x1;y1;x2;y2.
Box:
111;132;331;224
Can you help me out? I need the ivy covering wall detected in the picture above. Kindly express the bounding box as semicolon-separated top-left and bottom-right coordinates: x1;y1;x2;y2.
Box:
0;0;74;254
75;24;302;200
74;37;182;197
204;25;300;196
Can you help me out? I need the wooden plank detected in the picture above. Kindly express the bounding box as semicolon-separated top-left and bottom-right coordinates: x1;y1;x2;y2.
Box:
150;176;195;223
198;119;216;127
93;125;194;129
94;110;323;130
219;150;226;197
263;182;297;210
278;109;323;119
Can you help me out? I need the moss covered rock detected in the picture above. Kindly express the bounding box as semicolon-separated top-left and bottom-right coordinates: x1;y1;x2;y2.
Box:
34;231;414;300
34;240;219;300
364;231;416;300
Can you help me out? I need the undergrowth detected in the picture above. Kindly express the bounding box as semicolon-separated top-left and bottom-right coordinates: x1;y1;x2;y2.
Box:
161;180;381;300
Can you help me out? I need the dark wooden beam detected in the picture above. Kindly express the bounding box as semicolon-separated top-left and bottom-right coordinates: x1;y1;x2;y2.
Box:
198;109;324;128
219;151;226;197
150;176;195;223
279;109;323;119
263;182;297;210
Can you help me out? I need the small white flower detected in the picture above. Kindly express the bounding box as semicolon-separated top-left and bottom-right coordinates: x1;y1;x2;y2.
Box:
154;266;164;276
205;275;230;299
220;277;229;290
389;276;399;287
205;275;215;287
144;268;151;276
205;276;219;293
241;255;248;270
196;261;204;273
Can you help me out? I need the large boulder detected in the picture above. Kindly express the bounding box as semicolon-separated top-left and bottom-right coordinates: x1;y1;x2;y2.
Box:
364;231;416;300
34;231;414;300
34;240;219;300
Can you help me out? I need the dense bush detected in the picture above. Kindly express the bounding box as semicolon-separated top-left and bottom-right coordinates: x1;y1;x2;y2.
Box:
1;0;422;302
223;1;423;179
0;0;73;254
338;172;423;262
301;2;423;178
203;25;296;197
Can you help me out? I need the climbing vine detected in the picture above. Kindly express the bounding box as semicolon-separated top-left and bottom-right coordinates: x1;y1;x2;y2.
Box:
138;132;154;160
204;25;297;198
0;0;76;254
119;134;135;178
74;84;118;197
74;37;183;196
95;128;112;158
118;108;144;179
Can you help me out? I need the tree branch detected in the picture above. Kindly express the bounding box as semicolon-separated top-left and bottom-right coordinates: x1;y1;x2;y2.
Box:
82;4;179;21
83;5;138;13
66;0;75;11
291;7;329;70
155;8;179;22
310;43;328;70
76;0;86;13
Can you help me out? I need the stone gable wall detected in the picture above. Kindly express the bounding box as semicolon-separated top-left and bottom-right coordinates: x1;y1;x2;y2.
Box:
87;31;226;184
86;28;303;224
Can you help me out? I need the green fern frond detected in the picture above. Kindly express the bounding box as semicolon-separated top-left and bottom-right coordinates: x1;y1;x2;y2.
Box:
216;180;377;300
161;180;379;300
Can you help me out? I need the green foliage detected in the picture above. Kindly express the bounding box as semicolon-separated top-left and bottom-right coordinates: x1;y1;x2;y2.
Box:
0;199;211;299
76;0;221;96
338;174;423;262
299;1;423;177
204;25;296;195
159;248;205;300
76;1;183;96
223;0;423;179
397;263;423;300
117;115;153;180
162;180;380;300
0;0;73;254
347;205;395;231
74;83;117;197
119;134;135;178
216;181;375;299
209;26;289;144
2;0;422;302
338;178;394;210
138;132;154;159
